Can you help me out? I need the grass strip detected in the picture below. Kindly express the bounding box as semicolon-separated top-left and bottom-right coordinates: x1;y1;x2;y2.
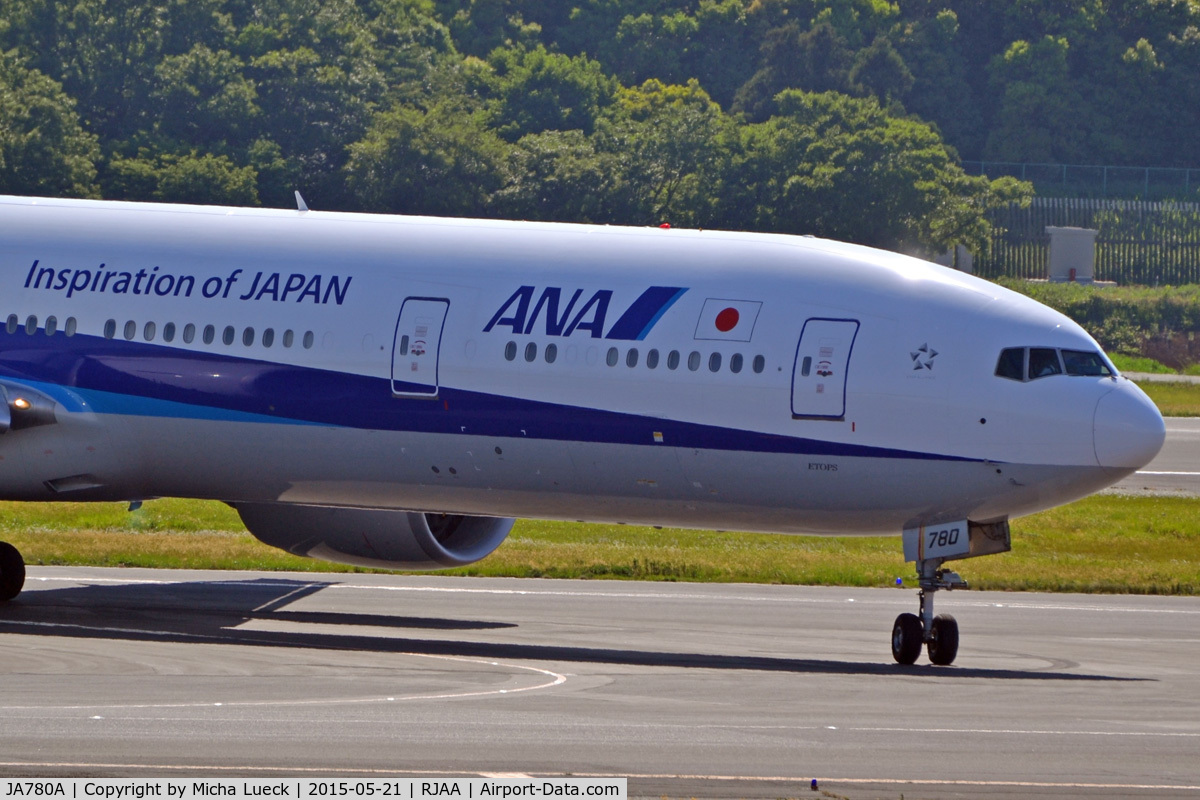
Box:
1135;381;1200;416
2;494;1197;595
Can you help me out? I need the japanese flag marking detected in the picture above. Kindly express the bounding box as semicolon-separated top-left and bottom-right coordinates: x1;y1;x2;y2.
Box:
694;298;762;342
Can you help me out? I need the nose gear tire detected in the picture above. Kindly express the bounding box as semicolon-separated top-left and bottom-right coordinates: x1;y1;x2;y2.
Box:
927;613;959;665
892;612;923;664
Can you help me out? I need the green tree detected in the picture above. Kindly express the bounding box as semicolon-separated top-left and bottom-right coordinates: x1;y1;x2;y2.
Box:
30;0;167;143
0;50;99;197
849;35;913;103
893;9;983;159
367;0;459;94
723;90;1028;253
345;103;510;216
442;0;540;58
154;152;259;204
485;46;617;141
733;21;855;120
493;129;619;222
812;0;900;49
248;45;381;204
984;35;1089;163
104;151;259;205
152;45;259;148
593;78;736;226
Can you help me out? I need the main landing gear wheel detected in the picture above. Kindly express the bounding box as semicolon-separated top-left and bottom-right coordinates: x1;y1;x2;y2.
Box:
0;541;25;602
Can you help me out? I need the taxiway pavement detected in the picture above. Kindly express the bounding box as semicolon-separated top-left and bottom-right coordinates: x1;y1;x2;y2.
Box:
1110;417;1200;495
1;569;1198;799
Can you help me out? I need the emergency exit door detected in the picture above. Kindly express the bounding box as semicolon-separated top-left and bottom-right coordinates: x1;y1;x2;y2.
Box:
391;297;449;396
791;318;859;419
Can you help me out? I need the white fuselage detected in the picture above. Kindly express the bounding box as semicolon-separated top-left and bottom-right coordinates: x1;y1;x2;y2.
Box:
0;196;1164;535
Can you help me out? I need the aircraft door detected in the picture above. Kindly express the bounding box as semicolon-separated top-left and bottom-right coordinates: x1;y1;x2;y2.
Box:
391;297;449;397
791;318;859;419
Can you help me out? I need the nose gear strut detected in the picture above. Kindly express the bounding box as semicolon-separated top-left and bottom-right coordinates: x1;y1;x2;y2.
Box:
893;519;1010;666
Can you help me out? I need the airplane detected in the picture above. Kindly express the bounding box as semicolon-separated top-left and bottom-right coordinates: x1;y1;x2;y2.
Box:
0;194;1165;666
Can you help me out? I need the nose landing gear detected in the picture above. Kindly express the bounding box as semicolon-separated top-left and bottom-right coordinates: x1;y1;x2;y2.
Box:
0;541;25;602
892;560;967;665
893;519;1011;667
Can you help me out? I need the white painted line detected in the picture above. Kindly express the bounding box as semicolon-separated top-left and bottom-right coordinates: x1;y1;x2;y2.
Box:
0;763;1194;792
0;762;475;776
22;573;1200;614
251;582;325;613
848;725;1200;738
1136;470;1200;476
571;772;1200;791
0;620;567;711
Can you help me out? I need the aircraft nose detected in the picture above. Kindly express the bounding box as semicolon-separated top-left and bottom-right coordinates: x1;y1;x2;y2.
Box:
1093;382;1166;468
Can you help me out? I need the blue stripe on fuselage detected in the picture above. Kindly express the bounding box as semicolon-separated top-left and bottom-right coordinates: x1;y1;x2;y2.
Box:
604;286;687;341
0;330;975;462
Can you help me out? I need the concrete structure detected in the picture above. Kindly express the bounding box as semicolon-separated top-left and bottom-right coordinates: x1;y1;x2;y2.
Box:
1046;226;1099;282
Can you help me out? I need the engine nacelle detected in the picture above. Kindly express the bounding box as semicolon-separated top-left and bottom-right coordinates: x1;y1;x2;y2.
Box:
234;503;514;570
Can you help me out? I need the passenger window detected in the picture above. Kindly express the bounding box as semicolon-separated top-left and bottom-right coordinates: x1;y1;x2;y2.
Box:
163;322;176;342
144;321;156;341
1028;348;1062;379
243;327;255;346
262;328;275;348
730;353;743;374
26;315;38;335
525;342;537;362
104;319;117;339
626;349;638;368
687;351;701;371
1062;349;1113;377
183;323;196;344
64;317;76;336
606;347;619;367
303;331;314;349
283;330;294;348
6;315;17;334
545;343;557;363
708;352;722;372
222;326;235;345
995;348;1025;381
646;349;659;369
667;350;680;370
45;316;57;336
123;320;136;340
203;325;215;345
504;341;517;361
752;355;766;374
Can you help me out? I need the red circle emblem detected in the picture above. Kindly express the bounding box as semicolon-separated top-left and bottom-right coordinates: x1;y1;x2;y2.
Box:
715;307;740;332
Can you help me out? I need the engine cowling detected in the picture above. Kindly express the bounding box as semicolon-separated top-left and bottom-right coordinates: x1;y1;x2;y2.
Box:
234;503;514;570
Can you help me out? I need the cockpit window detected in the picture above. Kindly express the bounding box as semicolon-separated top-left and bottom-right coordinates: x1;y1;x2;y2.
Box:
996;346;1113;382
995;348;1024;381
1028;348;1062;379
1062;349;1114;376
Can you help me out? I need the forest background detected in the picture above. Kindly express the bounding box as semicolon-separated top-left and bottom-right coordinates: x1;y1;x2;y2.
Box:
3;0;1199;261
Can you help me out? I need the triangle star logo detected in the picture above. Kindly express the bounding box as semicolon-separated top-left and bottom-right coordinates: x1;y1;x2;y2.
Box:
910;343;938;371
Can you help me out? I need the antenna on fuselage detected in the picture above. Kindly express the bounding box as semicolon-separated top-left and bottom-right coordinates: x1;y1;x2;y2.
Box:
294;191;309;212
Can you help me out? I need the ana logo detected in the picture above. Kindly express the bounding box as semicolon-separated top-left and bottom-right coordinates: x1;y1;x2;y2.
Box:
484;285;687;340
